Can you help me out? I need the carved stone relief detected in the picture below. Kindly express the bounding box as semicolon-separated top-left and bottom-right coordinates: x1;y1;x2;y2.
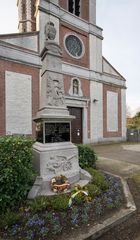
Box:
46;154;77;174
46;76;65;106
45;21;56;41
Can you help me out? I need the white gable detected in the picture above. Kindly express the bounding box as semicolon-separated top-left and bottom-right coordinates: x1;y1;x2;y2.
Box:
0;33;39;52
103;57;125;79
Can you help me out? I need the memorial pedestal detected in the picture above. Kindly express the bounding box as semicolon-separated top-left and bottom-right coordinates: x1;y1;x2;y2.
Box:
28;22;91;199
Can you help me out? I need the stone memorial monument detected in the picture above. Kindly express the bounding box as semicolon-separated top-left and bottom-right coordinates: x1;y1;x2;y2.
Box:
28;22;91;198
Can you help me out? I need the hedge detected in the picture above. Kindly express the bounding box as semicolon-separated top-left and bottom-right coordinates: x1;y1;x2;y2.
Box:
77;144;97;169
0;136;34;212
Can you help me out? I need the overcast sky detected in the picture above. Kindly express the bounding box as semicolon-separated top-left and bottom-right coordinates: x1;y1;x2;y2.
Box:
0;0;139;115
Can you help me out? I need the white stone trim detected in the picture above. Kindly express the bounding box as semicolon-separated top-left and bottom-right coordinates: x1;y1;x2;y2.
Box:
62;62;89;78
5;71;32;135
62;62;126;87
0;41;41;67
64;32;85;59
121;89;127;139
93;137;126;143
60;8;102;38
90;81;103;142
38;0;103;38
50;0;59;5
3;35;38;52
39;0;60;17
107;91;118;132
89;0;96;25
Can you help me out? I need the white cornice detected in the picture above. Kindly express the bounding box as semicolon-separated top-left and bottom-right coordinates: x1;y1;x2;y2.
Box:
0;41;41;67
62;62;126;88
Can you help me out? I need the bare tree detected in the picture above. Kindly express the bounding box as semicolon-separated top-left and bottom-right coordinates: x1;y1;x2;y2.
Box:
135;111;140;118
126;105;132;118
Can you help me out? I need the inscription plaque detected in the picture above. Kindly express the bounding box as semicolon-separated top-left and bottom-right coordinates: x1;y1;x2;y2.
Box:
36;122;70;143
45;122;70;143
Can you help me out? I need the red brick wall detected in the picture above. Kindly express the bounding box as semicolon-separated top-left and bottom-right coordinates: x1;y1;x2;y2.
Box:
87;100;90;138
59;0;89;21
103;84;122;138
63;74;90;97
81;0;89;21
59;0;68;10
60;22;89;68
0;59;40;138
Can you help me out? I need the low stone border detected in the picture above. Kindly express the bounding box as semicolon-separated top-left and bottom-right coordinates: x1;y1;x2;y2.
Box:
68;173;136;240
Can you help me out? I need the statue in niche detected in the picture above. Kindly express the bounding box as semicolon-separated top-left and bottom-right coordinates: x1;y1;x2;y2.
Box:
45;21;56;41
46;76;65;106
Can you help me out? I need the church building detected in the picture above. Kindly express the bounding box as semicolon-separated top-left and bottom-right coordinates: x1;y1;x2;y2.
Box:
0;0;126;144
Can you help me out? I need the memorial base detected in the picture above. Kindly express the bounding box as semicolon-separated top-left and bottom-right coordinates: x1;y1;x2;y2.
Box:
28;142;91;199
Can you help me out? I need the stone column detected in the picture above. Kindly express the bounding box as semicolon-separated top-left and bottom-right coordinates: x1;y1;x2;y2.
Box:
28;22;92;199
89;0;96;25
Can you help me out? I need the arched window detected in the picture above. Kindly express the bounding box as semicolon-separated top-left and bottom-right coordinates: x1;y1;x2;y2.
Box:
68;0;80;17
73;79;79;95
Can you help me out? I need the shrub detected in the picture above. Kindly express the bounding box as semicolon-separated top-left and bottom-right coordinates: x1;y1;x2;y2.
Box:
0;136;34;212
132;174;140;186
49;194;69;210
0;210;22;228
30;196;50;213
28;194;70;213
86;183;101;198
86;168;109;191
77;144;97;169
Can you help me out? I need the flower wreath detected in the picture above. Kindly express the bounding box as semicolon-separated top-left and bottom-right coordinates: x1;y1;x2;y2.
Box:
50;175;70;193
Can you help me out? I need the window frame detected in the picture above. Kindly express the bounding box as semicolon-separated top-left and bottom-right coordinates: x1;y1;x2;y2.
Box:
64;33;85;59
68;0;81;17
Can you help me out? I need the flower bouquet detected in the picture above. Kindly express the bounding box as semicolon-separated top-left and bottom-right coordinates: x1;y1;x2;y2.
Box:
51;175;70;193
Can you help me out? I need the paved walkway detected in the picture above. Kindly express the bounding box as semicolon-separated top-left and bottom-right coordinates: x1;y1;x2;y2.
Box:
92;143;140;178
92;143;140;239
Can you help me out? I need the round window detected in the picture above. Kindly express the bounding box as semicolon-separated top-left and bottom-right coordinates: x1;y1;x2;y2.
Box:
65;34;84;58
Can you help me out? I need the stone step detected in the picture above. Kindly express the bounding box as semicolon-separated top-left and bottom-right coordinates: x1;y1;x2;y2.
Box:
74;179;89;188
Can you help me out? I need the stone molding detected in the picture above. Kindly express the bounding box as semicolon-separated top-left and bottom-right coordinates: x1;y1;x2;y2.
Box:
0;41;41;67
62;62;126;88
38;0;103;39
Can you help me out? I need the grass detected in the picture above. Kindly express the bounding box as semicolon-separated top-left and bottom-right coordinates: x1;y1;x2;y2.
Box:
132;173;140;186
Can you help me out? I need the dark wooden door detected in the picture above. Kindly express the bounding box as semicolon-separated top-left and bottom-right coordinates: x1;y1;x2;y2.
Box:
68;107;82;144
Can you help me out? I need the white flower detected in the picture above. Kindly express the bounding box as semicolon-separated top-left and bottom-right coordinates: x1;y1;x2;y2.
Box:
51;178;56;183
